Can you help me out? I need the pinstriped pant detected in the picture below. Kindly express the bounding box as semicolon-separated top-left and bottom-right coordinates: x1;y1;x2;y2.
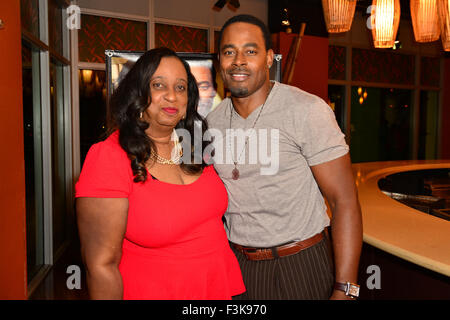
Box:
231;235;335;300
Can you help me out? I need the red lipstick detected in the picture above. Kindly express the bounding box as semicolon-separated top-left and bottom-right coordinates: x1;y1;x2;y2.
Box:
162;107;178;114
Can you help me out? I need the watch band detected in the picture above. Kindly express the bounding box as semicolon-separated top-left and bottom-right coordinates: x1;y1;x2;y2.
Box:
334;282;360;298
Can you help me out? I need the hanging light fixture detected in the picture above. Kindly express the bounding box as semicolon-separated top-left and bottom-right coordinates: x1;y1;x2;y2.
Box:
281;8;291;26
322;0;357;33
438;0;450;51
410;0;440;43
370;0;401;48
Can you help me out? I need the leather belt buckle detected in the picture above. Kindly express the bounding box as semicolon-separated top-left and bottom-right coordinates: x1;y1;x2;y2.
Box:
271;247;279;259
232;231;324;261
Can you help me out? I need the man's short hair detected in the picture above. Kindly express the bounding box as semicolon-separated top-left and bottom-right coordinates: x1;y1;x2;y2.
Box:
218;14;272;52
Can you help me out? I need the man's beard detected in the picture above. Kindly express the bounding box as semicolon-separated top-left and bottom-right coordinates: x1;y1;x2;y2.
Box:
224;67;250;98
229;87;249;98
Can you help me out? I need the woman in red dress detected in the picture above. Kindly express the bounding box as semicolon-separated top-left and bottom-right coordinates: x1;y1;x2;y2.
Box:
75;48;245;299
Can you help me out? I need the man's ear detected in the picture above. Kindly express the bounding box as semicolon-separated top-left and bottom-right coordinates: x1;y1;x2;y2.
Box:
266;49;274;68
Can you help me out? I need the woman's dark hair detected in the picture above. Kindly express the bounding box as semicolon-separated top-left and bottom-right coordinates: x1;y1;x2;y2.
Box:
218;14;272;51
108;47;208;183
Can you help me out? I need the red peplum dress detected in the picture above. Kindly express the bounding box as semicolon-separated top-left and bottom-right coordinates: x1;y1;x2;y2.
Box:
75;131;245;300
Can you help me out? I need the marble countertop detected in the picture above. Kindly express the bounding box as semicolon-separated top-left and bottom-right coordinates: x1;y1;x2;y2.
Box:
352;160;450;277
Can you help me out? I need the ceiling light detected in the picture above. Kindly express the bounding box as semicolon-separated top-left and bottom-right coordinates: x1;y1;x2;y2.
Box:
370;0;401;48
411;0;440;43
322;0;357;33
438;0;450;51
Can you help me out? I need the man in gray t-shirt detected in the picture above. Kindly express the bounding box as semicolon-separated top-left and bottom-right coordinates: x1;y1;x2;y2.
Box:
206;14;363;300
208;80;348;247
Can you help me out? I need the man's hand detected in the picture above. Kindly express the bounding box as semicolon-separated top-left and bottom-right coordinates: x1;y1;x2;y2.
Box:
329;289;356;300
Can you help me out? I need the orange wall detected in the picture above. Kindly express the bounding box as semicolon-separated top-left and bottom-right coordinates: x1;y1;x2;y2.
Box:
442;58;450;159
0;0;28;299
274;33;329;101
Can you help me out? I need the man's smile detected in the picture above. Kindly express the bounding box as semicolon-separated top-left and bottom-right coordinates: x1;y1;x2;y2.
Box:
228;69;251;82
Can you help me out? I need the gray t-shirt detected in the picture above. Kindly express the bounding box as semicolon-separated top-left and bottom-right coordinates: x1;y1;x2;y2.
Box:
206;81;349;247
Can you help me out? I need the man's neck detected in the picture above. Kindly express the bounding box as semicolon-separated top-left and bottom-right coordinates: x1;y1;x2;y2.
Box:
231;81;273;119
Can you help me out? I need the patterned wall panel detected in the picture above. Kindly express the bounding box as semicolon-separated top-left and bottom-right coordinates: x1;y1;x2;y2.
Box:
155;23;208;52
328;45;346;80
79;14;147;63
420;57;440;87
352;48;415;85
21;0;40;39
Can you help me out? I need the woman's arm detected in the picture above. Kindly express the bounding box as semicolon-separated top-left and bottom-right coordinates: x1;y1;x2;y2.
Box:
76;197;128;299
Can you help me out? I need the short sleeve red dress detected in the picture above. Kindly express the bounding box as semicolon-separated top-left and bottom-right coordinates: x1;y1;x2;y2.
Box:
75;131;245;299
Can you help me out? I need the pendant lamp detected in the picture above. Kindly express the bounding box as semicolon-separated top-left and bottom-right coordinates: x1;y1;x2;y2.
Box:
370;0;401;48
438;0;450;50
322;0;357;33
411;0;440;42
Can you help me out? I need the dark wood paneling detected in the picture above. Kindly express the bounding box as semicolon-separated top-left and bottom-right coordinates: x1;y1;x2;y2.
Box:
358;243;450;299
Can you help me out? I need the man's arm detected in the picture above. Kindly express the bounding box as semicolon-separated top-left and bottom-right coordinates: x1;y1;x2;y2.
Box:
310;153;363;300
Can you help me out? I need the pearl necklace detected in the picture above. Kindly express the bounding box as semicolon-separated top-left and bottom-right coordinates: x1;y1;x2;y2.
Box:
150;130;183;165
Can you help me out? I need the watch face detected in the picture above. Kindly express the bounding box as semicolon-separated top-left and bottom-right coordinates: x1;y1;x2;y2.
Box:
348;285;360;297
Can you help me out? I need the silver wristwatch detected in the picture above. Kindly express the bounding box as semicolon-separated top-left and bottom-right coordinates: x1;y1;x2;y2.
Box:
334;282;360;298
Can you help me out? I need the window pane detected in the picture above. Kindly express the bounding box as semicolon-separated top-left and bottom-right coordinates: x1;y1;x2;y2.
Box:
50;59;67;254
420;57;440;87
21;0;40;39
79;70;107;165
22;41;45;282
418;91;439;160
350;87;413;162
48;0;64;56
328;85;346;132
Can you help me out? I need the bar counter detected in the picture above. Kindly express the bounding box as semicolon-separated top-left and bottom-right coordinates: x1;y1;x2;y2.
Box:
352;160;450;277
